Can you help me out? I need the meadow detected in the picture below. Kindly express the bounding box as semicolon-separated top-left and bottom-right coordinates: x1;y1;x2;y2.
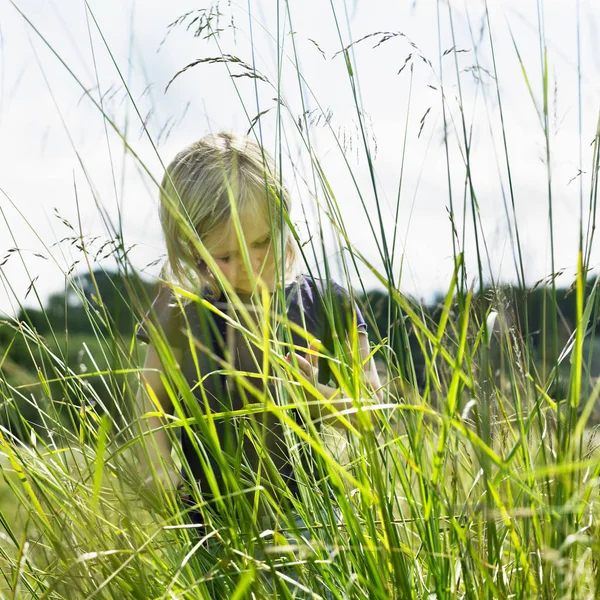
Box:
1;1;600;598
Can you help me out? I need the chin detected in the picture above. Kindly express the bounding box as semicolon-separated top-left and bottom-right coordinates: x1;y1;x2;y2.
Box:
233;278;275;295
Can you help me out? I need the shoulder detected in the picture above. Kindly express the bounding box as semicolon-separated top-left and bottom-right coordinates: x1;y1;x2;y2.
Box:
297;273;367;331
292;273;354;301
136;284;195;346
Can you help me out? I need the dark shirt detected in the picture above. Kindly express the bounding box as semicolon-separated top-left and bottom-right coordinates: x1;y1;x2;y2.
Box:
136;273;366;501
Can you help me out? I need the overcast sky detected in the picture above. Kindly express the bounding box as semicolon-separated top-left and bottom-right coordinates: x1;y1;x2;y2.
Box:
0;0;599;317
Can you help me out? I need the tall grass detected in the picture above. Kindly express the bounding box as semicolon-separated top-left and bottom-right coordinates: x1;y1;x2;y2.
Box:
1;1;600;598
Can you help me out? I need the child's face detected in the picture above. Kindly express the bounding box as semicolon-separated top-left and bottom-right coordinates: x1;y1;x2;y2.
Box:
201;207;278;294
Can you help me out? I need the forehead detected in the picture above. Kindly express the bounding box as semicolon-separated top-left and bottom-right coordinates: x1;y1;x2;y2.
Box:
203;204;272;254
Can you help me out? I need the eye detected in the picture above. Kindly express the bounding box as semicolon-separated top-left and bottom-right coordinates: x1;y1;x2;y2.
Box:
216;256;231;264
254;234;271;247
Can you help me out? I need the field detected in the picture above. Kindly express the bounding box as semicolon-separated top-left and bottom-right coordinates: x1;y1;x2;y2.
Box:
1;1;600;598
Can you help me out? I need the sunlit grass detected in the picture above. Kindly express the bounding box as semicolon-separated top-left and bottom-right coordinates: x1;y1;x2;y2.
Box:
1;0;600;598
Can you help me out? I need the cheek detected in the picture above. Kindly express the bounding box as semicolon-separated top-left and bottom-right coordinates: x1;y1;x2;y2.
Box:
265;252;276;270
255;249;273;270
258;253;277;281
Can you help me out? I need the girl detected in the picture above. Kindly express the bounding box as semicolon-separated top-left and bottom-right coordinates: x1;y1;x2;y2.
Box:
135;132;382;539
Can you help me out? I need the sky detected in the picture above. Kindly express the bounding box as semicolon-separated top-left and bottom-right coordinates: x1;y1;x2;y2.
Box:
0;0;599;317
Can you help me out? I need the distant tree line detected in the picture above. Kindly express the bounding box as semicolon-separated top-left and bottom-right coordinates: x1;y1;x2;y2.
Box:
0;270;157;443
1;268;596;443
360;280;599;393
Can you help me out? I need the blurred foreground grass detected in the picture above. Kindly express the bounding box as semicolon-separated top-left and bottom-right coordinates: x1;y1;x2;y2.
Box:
3;0;600;597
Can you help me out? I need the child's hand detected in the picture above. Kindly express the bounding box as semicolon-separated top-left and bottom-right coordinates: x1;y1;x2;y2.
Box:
285;340;338;399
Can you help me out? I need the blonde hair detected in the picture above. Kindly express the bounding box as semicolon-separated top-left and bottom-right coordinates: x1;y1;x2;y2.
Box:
158;132;297;298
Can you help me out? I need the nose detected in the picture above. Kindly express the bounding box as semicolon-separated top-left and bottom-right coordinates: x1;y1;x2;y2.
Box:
232;251;263;284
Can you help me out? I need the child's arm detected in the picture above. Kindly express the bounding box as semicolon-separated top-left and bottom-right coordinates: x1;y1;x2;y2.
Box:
135;343;183;495
289;329;383;428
